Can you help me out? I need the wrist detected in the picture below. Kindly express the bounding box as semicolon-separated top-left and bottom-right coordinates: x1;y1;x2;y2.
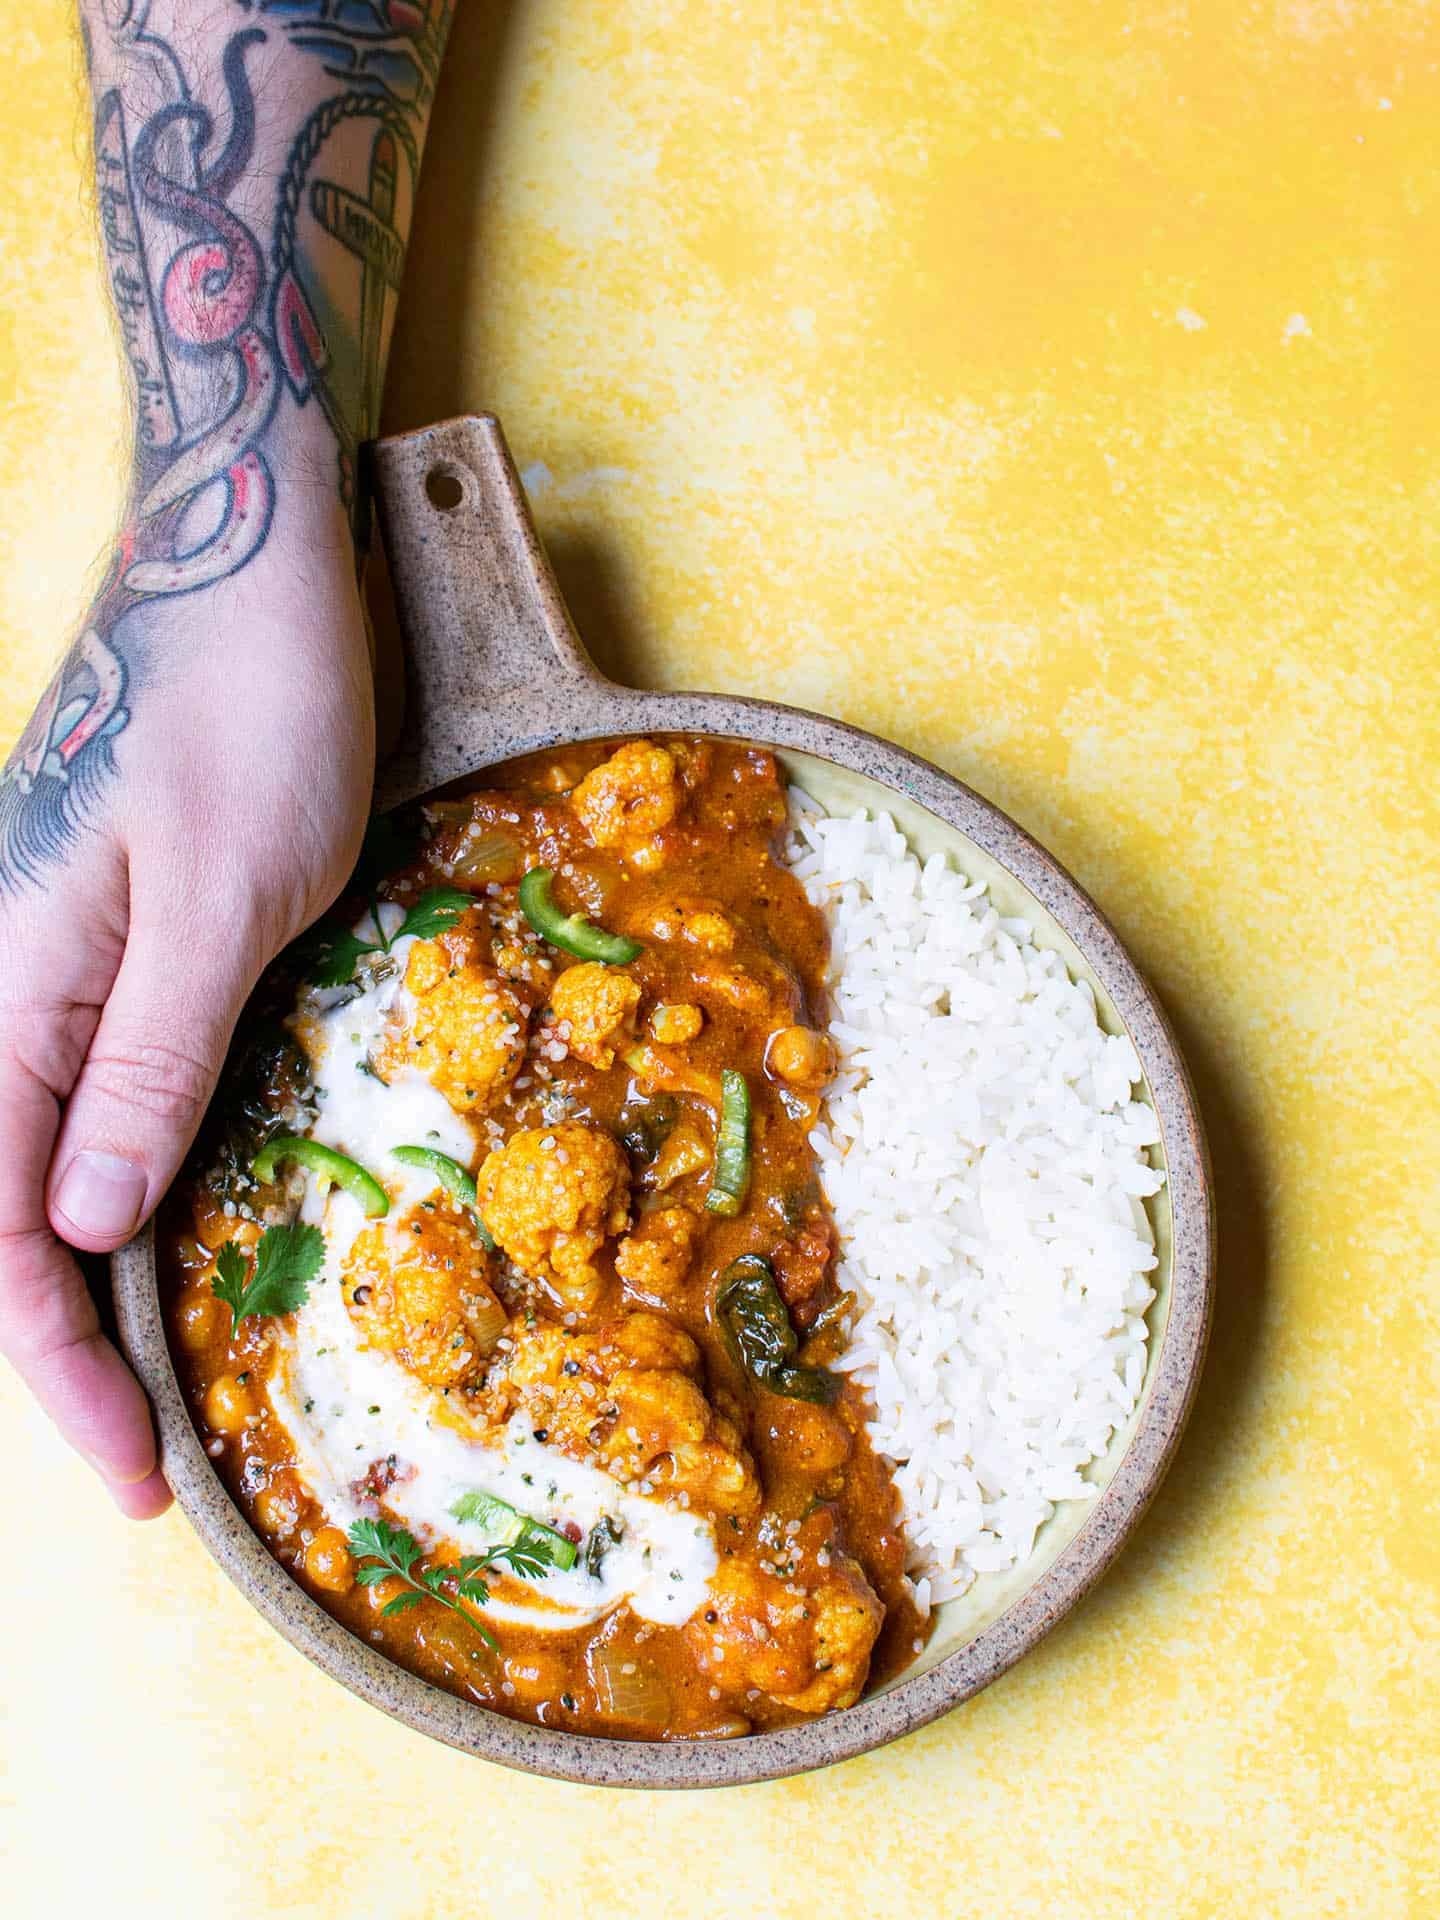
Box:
264;410;375;555
117;421;361;603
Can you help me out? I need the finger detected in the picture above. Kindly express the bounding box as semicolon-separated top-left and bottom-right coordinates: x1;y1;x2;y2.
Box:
108;1466;172;1521
0;1049;161;1489
47;905;263;1254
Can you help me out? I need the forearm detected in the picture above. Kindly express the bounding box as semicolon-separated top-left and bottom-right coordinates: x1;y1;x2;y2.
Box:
0;4;456;1517
2;0;453;877
83;0;452;529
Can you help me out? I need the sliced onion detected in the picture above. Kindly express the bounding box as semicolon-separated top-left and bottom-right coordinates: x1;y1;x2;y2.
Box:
590;1643;672;1727
423;801;473;830
648;1121;710;1191
465;1285;508;1355
622;1045;723;1105
450;830;523;887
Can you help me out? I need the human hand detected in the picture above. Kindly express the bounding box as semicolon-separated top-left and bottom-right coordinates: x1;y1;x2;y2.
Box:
0;529;374;1516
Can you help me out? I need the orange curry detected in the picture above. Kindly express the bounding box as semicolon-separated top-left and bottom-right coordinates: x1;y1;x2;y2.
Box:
163;737;925;1740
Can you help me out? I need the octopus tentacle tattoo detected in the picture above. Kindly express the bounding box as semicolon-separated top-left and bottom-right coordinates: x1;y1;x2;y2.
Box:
0;0;453;890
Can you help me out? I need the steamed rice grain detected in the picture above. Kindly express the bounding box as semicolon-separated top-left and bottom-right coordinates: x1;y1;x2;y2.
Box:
786;799;1163;1604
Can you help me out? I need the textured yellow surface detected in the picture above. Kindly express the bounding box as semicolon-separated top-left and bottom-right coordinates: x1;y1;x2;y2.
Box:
2;2;1437;1914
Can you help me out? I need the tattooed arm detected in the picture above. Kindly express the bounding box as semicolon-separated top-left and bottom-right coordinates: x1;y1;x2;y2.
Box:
0;2;454;1515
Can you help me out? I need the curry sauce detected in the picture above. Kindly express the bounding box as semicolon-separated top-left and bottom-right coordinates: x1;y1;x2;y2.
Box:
162;738;927;1740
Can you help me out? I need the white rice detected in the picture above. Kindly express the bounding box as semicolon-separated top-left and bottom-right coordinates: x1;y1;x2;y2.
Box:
785;798;1164;1605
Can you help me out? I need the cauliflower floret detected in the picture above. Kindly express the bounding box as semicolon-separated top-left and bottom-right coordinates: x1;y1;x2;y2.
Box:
615;1205;702;1304
571;740;681;855
485;1310;759;1516
379;929;528;1115
634;894;736;953
490;935;554;996
476;1121;630;1306
549;962;642;1070
628;896;796;1020
683;1548;883;1716
344;1201;504;1389
648;1002;704;1045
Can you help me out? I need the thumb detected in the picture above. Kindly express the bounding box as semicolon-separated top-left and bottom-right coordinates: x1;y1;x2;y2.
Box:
47;906;264;1254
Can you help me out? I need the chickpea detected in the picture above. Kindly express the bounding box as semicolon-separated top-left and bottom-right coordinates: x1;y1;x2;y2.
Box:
193;1194;260;1254
254;1478;300;1538
686;908;735;953
203;1372;253;1436
175;1292;221;1353
765;1025;838;1092
627;838;667;873
649;1003;704;1045
304;1527;356;1593
364;1572;407;1612
173;1235;212;1277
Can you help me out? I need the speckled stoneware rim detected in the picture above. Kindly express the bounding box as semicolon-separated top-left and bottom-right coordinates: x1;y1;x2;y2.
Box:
113;415;1213;1790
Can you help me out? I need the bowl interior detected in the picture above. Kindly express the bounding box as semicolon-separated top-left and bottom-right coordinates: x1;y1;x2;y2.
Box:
772;746;1172;1688
120;718;1193;1789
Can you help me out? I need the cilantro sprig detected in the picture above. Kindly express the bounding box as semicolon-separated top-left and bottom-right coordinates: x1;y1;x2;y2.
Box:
347;1517;551;1652
304;887;474;990
305;926;380;992
390;888;476;943
211;1222;324;1339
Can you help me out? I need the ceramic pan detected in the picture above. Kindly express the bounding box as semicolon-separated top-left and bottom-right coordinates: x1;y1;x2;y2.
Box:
113;414;1212;1789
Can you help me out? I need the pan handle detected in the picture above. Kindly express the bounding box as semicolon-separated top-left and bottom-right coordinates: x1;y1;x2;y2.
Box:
369;413;609;808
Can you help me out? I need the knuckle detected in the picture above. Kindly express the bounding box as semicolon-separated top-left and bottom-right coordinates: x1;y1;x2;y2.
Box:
1;999;100;1099
80;1039;217;1132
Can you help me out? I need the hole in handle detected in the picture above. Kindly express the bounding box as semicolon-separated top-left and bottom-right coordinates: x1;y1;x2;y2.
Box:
425;465;466;511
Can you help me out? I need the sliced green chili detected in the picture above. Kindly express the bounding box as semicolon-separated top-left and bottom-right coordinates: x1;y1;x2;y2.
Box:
705;1068;752;1217
518;867;642;965
449;1488;578;1571
392;1143;496;1248
716;1253;840;1405
251;1135;389;1217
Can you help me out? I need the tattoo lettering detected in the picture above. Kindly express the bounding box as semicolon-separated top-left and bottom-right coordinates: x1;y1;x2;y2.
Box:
0;0;452;888
95;91;181;451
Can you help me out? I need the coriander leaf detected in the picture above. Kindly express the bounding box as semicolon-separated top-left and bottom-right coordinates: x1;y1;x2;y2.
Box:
243;1223;323;1317
210;1223;324;1339
393;887;474;944
488;1540;552;1581
380;1591;427;1617
304;924;380;990
346;1518;500;1651
348;1516;420;1579
343;1512;559;1659
210;1242;250;1330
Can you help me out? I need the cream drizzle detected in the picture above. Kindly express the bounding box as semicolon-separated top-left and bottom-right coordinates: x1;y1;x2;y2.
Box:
267;911;718;1633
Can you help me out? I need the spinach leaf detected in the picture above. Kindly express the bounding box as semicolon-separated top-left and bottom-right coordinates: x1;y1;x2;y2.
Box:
716;1255;840;1405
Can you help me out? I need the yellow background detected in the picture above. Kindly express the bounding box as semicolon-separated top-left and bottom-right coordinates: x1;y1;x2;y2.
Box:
2;2;1437;1914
